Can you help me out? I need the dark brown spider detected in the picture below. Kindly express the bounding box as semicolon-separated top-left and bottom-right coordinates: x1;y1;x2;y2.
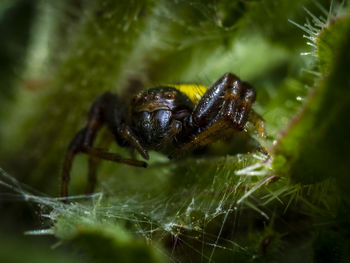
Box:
61;72;264;198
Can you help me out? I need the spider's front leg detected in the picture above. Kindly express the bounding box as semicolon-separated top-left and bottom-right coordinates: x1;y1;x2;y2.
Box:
171;73;257;158
61;92;148;199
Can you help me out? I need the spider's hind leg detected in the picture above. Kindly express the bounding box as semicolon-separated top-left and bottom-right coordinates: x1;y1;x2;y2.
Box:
61;126;94;198
86;155;99;195
61;92;147;199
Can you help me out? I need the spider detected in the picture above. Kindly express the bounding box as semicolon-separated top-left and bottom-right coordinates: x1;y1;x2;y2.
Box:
61;72;264;198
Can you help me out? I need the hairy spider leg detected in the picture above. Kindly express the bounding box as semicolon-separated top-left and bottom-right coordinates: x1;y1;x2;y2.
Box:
170;73;256;158
61;92;147;199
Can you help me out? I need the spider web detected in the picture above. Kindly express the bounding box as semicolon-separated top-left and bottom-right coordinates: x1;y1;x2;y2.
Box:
0;151;273;262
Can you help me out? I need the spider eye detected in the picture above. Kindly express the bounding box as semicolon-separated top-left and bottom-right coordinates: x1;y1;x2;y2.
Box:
165;92;175;99
132;94;142;104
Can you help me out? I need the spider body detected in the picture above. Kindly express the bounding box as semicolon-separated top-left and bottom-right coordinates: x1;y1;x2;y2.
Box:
130;86;193;152
61;73;263;198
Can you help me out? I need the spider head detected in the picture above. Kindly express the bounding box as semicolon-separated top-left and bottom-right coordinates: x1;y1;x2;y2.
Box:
130;87;192;148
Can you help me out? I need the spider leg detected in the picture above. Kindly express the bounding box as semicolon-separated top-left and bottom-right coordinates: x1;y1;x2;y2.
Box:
86;155;99;194
191;73;240;127
85;147;147;195
82;146;147;167
61;127;91;198
85;128;113;195
61;92;147;199
248;109;266;139
170;73;256;158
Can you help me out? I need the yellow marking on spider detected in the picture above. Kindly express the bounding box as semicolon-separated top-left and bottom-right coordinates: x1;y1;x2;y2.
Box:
167;84;207;104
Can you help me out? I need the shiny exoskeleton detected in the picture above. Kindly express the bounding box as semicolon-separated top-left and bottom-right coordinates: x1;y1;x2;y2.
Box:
61;72;260;198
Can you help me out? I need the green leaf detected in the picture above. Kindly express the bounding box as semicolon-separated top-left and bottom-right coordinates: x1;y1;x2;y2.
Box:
55;218;167;263
276;15;350;185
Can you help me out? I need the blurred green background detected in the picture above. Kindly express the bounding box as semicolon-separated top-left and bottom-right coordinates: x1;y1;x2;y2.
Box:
0;0;349;262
